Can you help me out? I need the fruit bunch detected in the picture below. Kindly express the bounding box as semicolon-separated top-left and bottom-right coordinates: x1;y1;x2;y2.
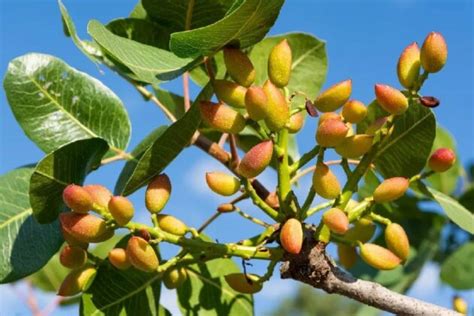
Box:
57;174;193;295
55;32;453;297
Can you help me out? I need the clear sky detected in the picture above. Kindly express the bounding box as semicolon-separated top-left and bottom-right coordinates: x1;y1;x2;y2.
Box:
0;0;473;315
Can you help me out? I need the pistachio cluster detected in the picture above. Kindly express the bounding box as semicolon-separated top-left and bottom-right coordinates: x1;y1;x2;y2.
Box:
56;32;453;296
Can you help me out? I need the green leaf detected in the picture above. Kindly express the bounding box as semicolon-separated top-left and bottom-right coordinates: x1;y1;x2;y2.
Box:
88;20;200;83
356;100;388;134
3;53;131;155
415;183;474;234
142;0;233;34
177;258;254;315
30;138;109;223
459;187;474;213
426;126;462;194
0;167;63;283
189;51;225;87
152;88;186;119
440;242;474;289
59;0;103;64
80;262;169;316
375;102;436;178
114;127;167;195
358;169;380;199
29;253;69;292
170;0;284;58
117;84;213;195
106;18;171;50
249;33;328;100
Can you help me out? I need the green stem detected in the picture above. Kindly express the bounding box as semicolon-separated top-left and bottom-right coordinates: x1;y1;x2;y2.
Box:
336;143;379;209
277;129;291;213
248;120;270;139
289;145;320;173
330;234;356;247
369;213;392;226
305;200;334;218
347;198;374;222
238;226;277;247
341;158;352;177
235;207;271;227
299;189;316;219
260;260;279;282
243;179;279;221
414;70;429;92
125;221;282;261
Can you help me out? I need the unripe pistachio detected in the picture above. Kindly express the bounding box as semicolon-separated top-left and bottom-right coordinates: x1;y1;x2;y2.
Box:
262;80;289;131
366;117;388;135
145;174;171;214
200;101;246;134
205;172;240;196
373;177;409;203
59;212;113;243
322;208;349;234
344;218;376;243
385;223;410;262
217;203;235;213
61;227;89;249
63;184;93;213
316;119;349;147
453;296;468;315
314;80;352;112
268;39;292;88
420;32;447;73
318;112;342;126
83;184;112;211
342;100;367;123
156;214;187;236
428;148;456;172
286;111;305;133
245;86;268;121
58;265;97;296
238;140;273;178
337;244;358;269
108;196;134;226
397;42;421;89
280;218;303;254
374;84;408;115
108;248;131;270
59;245;87;269
223;48;256;87
225;273;262;294
359;243;401;270
163;267;188;289
213;79;247;108
335;134;373;159
126;236;159;272
312;162;341;199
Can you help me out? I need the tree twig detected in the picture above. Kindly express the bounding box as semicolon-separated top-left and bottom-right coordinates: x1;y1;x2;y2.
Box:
280;239;460;316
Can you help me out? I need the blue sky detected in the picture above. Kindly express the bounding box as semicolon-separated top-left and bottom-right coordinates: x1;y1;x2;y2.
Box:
0;0;473;315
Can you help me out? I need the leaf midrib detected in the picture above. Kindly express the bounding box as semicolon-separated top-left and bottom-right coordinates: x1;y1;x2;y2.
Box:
0;208;32;230
291;42;324;70
186;268;252;314
28;70;124;156
91;275;160;314
376;111;432;157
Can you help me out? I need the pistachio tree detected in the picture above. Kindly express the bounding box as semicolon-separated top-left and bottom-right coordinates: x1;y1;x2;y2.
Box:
1;1;472;315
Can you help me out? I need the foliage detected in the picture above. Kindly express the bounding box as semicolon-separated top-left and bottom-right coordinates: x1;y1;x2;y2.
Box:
0;1;472;315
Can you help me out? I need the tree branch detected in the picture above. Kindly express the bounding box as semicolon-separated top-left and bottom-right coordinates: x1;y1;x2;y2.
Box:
280;237;460;316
